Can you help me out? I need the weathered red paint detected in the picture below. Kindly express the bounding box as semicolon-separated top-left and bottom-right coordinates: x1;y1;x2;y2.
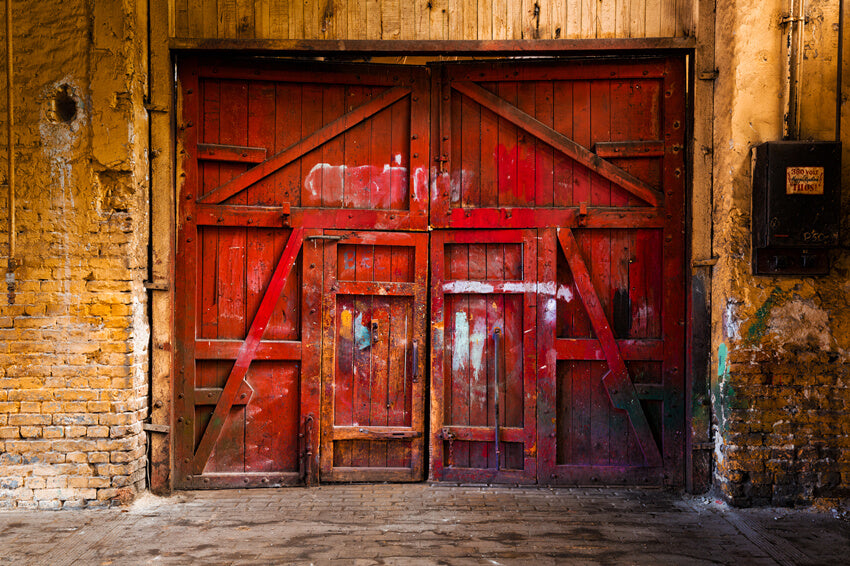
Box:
175;56;687;488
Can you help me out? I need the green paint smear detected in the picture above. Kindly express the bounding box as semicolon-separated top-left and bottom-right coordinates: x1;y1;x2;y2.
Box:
745;288;787;344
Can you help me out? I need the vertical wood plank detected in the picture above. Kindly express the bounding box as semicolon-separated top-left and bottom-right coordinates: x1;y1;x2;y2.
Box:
479;84;499;208
389;94;410;211
343;85;373;208
581;0;596;38
447;244;470;468
478;0;493;39
219;0;237;38
516;81;536;206
269;0;289;38
371;105;394;209
351;247;374;467
366;0;381;40
537;229;558;478
566;0;582;38
274;83;302;207
461;92;481;209
290;0;305;39
236;0;255;38
660;0;676;37
590;80;612;206
430;0;449;40
450;87;464;207
534;81;555;208
462;0;478;39
301;231;323;484
493;0;507;40
382;0;402;38
615;0;630;37
467;243;489;469
599;0;617;38
497;82;518;207
175;0;189;37
552;80;573;207
630;0;645;37
645;0;661;37
449;0;463;39
320;85;345;208
300;84;324;208
572;81;591;208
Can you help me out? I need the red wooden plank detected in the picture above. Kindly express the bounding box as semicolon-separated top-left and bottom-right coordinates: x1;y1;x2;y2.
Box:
320;84;345;207
194;204;290;227
516;81;537;207
571;81;592;211
389;94;410;211
300;83;324;208
343;86;373;209
552;80;574;207
447;243;470;468
589;80;612;207
218;81;250;194
460;91;481;209
452;80;663;208
386;282;410;467
371;104;394;209
479;84;499;208
194;339;301;360
301;231;323;484
450;84;463;207
557;228;662;467
199;86;410;204
369;247;393;466
595;140;665;158
275;82;302;207
536;228;558;480
497;82;519;207
467;243;490;470
245;362;300;472
176;60;202;484
535;81;555;208
351;247;374;467
198;143;268;163
330;263;353;469
193;228;304;474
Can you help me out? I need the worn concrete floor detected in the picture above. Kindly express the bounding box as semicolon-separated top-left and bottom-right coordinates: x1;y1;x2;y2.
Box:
0;484;848;565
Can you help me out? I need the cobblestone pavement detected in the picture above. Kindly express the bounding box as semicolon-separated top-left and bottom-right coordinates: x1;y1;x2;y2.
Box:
1;484;848;565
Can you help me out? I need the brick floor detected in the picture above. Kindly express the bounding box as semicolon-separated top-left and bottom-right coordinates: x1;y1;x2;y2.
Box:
0;484;848;565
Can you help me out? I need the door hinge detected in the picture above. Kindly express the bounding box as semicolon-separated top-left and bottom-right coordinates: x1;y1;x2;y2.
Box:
143;422;170;434
144;280;169;291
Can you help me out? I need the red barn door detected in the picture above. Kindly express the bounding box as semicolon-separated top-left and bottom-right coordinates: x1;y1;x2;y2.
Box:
431;58;686;485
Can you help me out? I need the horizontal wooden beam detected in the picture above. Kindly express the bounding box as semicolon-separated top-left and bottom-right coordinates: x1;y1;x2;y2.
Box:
594;140;665;158
331;427;422;441
195;204;291;227
440;426;526;443
555;338;664;361
195;339;302;360
170;38;696;55
198;143;267;163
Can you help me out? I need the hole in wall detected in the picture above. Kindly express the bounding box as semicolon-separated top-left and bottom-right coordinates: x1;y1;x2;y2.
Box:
48;85;78;123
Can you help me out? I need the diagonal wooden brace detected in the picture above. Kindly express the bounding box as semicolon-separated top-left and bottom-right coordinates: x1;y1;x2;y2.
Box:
453;81;664;208
193;227;305;474
557;228;662;467
198;86;411;204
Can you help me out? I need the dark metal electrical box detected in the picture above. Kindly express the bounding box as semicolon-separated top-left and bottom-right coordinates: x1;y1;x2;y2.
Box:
752;141;841;275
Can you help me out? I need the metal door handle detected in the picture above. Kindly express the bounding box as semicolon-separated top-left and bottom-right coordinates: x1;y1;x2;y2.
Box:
493;329;501;470
411;339;419;383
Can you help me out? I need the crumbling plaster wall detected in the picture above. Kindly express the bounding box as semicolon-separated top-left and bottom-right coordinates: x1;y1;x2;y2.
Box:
712;0;850;506
0;0;149;508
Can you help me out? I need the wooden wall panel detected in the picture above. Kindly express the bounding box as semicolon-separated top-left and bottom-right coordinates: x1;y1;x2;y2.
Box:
169;0;694;40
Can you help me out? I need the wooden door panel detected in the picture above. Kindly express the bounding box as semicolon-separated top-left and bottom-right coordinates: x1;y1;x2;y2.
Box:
321;231;428;482
430;230;537;483
187;58;430;230
432;59;674;229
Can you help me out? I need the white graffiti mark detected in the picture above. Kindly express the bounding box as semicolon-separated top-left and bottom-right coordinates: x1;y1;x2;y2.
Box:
304;161;408;204
440;280;574;302
452;311;469;375
469;315;487;374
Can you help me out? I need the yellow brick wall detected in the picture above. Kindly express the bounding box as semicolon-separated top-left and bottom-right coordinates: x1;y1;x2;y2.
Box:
0;0;149;508
711;0;850;506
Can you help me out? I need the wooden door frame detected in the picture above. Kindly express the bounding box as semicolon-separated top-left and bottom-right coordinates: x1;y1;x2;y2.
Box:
150;40;703;493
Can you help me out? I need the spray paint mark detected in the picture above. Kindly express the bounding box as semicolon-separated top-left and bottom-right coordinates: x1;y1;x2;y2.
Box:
746;288;787;344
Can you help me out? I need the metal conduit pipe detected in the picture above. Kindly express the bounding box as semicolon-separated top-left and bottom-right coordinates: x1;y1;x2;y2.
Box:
783;0;806;140
5;0;15;304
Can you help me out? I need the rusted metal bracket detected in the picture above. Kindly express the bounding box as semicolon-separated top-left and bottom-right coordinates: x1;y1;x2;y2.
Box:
143;422;170;434
698;70;719;81
144;101;170;113
438;428;456;468
144;280;170;291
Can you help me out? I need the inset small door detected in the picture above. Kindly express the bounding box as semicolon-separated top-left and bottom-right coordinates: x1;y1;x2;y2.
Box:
320;231;428;482
430;230;537;483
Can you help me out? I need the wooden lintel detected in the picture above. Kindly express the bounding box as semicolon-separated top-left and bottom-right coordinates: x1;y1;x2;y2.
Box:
170;38;696;55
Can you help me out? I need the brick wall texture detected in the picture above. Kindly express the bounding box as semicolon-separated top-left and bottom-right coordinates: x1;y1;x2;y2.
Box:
716;346;850;507
0;0;149;509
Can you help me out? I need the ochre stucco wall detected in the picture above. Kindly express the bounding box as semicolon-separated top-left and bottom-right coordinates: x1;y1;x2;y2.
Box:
712;0;850;506
0;0;149;508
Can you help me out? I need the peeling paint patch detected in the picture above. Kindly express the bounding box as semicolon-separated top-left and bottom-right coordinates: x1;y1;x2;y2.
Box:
724;299;742;341
745;288;787;344
451;311;469;375
767;298;832;351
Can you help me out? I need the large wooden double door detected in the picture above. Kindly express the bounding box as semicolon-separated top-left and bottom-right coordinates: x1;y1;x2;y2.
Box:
174;56;687;488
